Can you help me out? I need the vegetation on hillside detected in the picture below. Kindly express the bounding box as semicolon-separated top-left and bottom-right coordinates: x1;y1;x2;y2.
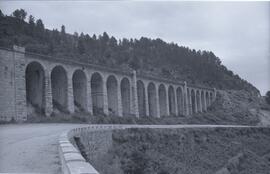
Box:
0;9;259;94
83;128;270;174
266;91;270;104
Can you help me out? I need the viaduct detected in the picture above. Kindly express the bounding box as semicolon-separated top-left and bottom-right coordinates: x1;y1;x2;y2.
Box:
0;46;216;122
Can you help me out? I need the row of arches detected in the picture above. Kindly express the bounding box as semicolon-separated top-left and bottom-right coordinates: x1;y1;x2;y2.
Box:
136;81;213;117
25;61;215;117
188;88;213;115
25;62;133;116
137;82;182;117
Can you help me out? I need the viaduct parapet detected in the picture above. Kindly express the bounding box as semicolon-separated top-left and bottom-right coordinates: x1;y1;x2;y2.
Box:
0;46;216;121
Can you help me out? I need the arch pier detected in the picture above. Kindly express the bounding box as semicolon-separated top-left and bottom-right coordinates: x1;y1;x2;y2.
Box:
0;46;217;121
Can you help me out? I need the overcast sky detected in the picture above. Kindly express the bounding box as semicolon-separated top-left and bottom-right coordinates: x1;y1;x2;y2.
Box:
1;1;269;95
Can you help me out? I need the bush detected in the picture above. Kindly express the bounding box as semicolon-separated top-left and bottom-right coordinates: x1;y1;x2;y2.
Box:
266;91;270;105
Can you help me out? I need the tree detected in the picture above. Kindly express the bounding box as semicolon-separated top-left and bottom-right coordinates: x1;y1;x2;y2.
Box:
266;91;270;104
35;19;45;40
61;25;66;35
12;9;27;21
77;34;85;54
0;9;4;18
36;19;45;31
27;15;35;35
28;15;35;24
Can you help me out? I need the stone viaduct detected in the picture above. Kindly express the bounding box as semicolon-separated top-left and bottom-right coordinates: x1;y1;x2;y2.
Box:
0;46;216;122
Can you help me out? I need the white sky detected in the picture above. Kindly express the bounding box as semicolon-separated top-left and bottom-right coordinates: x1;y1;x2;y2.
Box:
1;1;269;95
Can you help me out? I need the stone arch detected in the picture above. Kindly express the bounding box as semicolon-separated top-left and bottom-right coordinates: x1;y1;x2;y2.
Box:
168;85;176;115
137;80;146;117
148;82;157;117
206;91;210;107
25;61;45;114
191;89;196;114
196;90;201;113
121;77;131;116
72;69;87;112
176;87;184;115
106;75;118;115
158;84;167;117
91;72;104;115
201;91;206;111
51;65;68;112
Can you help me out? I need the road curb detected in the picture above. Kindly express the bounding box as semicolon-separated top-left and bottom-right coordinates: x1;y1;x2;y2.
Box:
58;128;99;174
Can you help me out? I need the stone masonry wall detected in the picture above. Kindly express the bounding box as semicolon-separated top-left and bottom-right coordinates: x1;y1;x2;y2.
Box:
0;49;16;121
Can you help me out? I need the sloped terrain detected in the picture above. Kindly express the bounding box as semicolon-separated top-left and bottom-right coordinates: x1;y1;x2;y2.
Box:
186;90;270;125
84;127;270;174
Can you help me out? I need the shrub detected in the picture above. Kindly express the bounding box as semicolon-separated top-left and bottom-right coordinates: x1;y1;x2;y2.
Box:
266;91;270;105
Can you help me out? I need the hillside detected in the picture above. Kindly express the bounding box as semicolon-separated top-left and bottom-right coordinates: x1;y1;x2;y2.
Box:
0;9;259;94
77;127;270;174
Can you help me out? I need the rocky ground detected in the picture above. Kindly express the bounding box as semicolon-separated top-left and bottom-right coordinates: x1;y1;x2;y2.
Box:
187;90;270;126
85;127;270;174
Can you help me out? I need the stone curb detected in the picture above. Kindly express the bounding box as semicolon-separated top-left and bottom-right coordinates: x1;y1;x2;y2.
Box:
58;129;99;174
58;124;130;174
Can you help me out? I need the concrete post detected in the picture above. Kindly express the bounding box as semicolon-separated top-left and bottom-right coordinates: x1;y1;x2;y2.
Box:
117;78;123;117
184;82;189;116
131;71;139;117
174;86;178;116
13;46;27;121
86;72;93;115
102;75;109;115
44;70;53;117
145;82;149;116
155;85;160;118
67;71;75;113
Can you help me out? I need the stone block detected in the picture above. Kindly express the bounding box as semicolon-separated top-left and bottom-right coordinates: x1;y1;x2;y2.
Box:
67;161;99;174
61;146;79;154
64;152;85;162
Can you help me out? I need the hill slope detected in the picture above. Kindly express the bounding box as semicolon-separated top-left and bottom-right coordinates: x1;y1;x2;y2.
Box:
0;9;259;94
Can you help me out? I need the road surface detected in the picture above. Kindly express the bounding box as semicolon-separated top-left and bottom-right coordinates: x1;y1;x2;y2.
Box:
0;123;87;173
